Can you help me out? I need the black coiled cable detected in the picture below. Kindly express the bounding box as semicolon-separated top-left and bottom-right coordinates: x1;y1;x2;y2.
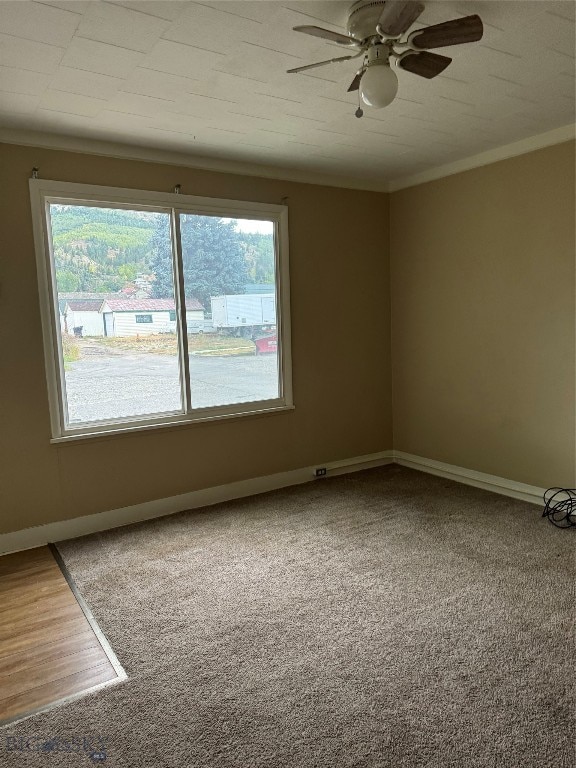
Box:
542;488;576;528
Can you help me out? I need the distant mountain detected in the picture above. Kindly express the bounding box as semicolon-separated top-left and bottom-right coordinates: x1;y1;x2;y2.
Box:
50;204;276;296
50;205;158;293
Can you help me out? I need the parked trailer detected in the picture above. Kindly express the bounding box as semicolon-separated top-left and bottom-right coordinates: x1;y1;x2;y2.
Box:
210;294;276;337
185;318;216;334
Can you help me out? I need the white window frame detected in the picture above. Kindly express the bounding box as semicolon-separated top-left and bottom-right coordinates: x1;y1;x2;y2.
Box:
30;179;293;443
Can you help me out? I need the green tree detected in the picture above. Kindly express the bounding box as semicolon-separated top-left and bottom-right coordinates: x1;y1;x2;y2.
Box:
149;218;174;299
180;215;249;309
55;269;81;292
50;204;158;295
242;233;275;284
118;264;138;283
151;215;250;308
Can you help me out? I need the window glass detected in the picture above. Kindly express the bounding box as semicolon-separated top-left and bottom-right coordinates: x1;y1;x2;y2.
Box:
33;183;291;439
179;215;279;408
49;204;183;426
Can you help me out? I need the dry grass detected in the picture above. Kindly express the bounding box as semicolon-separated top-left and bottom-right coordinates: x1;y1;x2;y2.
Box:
79;333;255;356
62;334;81;362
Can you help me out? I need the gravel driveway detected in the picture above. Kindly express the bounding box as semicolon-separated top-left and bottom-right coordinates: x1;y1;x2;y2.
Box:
64;353;279;424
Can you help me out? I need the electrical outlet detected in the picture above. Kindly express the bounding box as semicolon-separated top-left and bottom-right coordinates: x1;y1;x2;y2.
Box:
315;468;327;477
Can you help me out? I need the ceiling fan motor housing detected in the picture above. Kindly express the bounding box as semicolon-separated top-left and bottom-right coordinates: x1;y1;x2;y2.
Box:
289;4;484;111
347;0;387;40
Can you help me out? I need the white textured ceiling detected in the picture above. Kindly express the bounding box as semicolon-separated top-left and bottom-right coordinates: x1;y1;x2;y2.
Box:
0;0;574;188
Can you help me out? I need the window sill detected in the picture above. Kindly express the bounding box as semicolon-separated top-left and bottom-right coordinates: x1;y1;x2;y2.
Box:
50;403;295;445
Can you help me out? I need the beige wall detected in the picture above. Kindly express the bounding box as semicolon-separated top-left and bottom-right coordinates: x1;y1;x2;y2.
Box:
390;141;576;488
0;142;392;535
1;138;574;536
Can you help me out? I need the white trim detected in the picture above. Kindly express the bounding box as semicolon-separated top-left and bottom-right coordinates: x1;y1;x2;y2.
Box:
49;404;296;444
0;451;394;555
276;210;293;408
30;182;64;438
29;179;293;440
1;129;389;193
0;450;549;556
388;124;576;191
3;124;574;195
30;178;290;217
393;451;545;506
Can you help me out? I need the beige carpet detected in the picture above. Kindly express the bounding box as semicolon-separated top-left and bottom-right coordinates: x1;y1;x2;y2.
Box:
1;466;573;767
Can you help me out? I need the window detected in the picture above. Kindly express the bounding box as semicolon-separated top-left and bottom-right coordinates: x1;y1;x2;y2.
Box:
30;180;292;441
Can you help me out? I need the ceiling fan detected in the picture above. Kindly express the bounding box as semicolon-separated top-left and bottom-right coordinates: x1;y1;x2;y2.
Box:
287;0;483;116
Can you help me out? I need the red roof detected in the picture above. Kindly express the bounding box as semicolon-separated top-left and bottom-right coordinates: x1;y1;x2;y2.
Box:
102;298;203;312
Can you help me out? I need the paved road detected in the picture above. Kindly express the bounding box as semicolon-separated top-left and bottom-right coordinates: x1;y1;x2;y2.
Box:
65;353;279;424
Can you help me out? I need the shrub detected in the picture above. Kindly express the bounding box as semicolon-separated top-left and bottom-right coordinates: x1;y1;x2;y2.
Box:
62;334;81;363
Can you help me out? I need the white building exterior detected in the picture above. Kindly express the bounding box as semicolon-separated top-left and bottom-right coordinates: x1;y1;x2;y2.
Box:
100;298;204;337
64;300;105;337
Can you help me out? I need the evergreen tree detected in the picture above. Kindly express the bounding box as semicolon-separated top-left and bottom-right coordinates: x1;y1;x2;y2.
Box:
174;216;249;309
149;217;174;298
51;204;254;306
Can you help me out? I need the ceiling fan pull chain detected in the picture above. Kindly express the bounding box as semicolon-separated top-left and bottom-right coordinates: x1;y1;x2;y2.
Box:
356;88;364;118
288;3;484;109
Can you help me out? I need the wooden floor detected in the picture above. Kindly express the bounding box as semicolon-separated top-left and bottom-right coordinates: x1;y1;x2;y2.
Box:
0;546;122;724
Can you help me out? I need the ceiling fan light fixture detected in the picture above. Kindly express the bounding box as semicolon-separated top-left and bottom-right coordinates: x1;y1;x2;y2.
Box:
360;62;398;108
289;3;484;115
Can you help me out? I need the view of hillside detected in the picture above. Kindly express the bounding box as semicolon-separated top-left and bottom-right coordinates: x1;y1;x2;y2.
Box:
50;204;275;301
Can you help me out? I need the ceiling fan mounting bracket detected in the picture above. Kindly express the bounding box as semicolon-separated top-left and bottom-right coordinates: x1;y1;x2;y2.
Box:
289;4;484;110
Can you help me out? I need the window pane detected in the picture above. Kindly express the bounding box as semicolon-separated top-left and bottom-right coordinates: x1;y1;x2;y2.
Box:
49;204;184;425
179;215;280;409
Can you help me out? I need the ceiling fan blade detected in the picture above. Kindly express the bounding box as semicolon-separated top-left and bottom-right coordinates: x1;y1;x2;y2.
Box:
293;25;361;46
397;51;452;78
377;1;425;37
287;55;355;74
408;14;483;49
347;71;364;92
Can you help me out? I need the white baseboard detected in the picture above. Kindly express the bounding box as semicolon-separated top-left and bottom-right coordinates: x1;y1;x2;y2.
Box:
393;451;546;506
0;451;394;555
0;450;547;556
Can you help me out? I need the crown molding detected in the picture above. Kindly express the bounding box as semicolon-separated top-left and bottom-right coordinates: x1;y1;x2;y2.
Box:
0;128;389;193
1;123;574;195
388;123;576;192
